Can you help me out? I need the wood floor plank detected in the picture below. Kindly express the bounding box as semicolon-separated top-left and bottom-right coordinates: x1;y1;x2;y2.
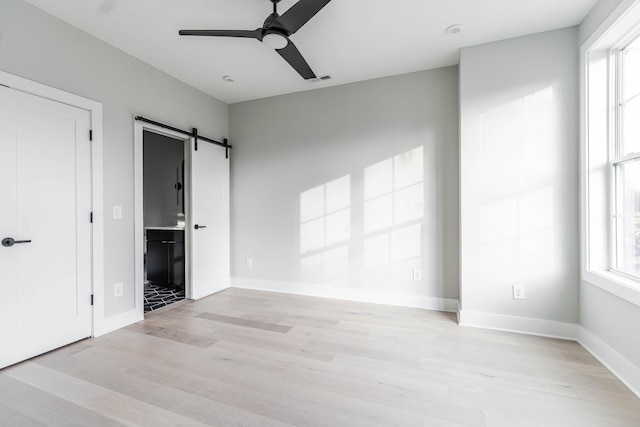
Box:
304;335;422;367
0;374;126;427
0;288;638;426
3;362;212;427
129;358;425;427
34;348;295;427
0;403;47;427
196;311;292;333
124;322;217;348
206;323;337;362
419;355;581;399
449;381;640;427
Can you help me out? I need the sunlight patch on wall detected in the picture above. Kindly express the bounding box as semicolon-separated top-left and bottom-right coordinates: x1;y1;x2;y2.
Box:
299;175;351;283
476;85;563;293
364;147;424;233
300;175;351;254
362;147;425;288
298;146;426;287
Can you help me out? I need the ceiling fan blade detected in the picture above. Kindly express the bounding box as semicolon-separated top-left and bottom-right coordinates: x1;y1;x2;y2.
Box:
276;39;317;80
179;29;262;40
274;0;332;35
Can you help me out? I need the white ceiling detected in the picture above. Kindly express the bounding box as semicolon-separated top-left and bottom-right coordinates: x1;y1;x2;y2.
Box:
23;0;598;104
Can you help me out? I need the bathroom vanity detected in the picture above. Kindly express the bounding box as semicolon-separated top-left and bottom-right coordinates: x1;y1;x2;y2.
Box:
146;227;185;291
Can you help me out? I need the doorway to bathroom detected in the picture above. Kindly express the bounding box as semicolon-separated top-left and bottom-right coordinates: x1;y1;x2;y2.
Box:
134;118;231;318
142;130;186;313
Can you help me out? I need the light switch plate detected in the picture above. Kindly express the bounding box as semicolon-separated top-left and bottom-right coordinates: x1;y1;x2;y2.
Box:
113;206;122;220
114;283;123;297
513;284;525;300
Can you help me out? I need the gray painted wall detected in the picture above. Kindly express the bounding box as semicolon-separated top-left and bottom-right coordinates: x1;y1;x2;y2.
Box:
0;0;228;317
230;68;459;304
578;0;640;374
143;132;185;228
459;28;580;323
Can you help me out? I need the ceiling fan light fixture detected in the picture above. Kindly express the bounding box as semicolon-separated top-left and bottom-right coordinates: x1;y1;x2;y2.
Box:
263;32;288;49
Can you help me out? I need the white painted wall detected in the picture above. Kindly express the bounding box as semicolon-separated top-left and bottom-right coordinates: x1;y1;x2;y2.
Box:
459;28;580;331
229;68;459;310
0;0;228;323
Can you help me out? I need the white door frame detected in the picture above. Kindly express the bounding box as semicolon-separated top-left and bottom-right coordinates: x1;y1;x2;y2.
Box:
134;120;193;316
0;70;104;336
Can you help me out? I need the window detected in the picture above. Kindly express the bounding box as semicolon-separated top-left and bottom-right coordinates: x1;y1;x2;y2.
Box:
582;0;640;305
612;36;640;278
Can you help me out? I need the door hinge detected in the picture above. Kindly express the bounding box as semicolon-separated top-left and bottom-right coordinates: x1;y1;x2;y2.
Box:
89;130;93;141
192;127;198;151
91;294;94;306
90;212;93;223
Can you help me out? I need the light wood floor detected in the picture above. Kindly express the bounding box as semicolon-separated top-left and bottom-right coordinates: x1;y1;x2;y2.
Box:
1;288;639;426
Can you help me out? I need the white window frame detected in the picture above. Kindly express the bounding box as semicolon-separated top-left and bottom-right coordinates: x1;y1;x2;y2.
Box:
581;0;640;307
610;38;640;279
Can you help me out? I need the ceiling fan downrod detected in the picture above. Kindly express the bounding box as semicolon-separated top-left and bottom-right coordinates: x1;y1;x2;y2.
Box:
271;0;280;15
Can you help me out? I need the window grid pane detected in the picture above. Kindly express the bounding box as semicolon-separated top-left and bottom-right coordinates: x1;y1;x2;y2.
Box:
623;36;640;102
613;37;640;278
622;97;640;155
614;159;640;276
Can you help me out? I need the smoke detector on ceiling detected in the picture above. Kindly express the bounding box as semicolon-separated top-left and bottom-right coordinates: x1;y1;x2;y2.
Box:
445;24;463;36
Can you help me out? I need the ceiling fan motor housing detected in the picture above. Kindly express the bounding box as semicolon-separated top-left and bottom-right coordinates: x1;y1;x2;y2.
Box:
263;13;291;38
179;0;333;80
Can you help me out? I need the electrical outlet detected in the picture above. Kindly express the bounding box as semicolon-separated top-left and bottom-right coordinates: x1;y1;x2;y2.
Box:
112;205;122;220
114;283;123;297
246;258;253;268
513;284;525;300
413;269;422;281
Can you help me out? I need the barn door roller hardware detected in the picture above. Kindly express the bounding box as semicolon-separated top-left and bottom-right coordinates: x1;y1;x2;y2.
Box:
135;116;231;158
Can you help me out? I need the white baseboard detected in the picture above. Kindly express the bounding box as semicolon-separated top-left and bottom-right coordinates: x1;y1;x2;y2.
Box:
578;326;640;399
458;309;578;340
192;283;230;301
94;309;143;337
231;277;459;312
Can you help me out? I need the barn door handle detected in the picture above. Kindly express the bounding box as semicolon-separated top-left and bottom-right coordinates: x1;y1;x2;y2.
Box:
194;224;207;230
2;237;32;247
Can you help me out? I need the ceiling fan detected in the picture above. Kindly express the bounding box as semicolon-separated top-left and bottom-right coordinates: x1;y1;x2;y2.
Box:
179;0;332;80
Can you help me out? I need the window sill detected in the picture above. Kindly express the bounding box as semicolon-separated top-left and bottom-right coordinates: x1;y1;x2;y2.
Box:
583;269;640;308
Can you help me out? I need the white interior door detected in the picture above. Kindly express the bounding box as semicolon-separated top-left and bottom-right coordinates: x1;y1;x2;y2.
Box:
189;139;230;299
0;86;92;369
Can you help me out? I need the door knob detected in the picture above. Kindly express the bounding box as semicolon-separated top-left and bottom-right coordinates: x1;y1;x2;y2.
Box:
194;224;207;230
2;237;32;247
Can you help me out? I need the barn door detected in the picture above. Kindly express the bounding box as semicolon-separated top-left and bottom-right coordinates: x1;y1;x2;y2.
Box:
189;138;230;299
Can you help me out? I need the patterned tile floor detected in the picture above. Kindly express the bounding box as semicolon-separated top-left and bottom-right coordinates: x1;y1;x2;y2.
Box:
144;282;185;313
